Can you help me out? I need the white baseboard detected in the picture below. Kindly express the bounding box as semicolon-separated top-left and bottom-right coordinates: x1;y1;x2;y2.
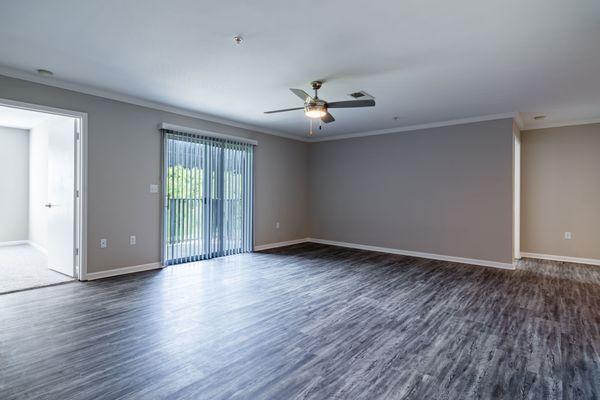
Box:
0;240;48;255
85;262;162;281
0;240;28;247
308;238;515;270
26;240;47;254
521;252;600;267
254;238;310;251
84;237;517;281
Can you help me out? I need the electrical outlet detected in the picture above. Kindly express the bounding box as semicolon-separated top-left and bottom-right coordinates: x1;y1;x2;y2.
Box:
149;184;159;193
564;232;573;240
275;222;280;229
130;235;136;245
100;238;108;248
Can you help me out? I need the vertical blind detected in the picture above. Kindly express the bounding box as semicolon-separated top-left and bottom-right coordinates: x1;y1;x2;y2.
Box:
161;128;254;265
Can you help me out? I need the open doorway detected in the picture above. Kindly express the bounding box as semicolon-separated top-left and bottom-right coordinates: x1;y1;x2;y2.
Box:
0;99;87;294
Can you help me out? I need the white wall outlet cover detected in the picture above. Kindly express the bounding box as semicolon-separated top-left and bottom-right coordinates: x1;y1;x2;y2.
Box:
130;235;136;245
100;238;108;248
564;232;573;240
275;222;280;229
149;184;159;193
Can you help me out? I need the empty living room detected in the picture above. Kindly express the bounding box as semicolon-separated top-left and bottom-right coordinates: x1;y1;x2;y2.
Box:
1;1;599;399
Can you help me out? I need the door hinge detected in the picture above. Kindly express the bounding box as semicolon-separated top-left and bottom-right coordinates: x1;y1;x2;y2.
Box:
75;119;81;137
75;248;79;256
76;132;80;140
76;189;80;198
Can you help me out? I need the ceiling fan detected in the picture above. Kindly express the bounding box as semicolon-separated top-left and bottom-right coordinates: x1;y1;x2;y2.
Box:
264;81;375;134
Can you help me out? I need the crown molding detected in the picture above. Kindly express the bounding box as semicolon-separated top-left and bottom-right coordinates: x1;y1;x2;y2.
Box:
6;65;598;142
513;112;525;130
521;117;600;131
0;66;309;143
306;112;520;142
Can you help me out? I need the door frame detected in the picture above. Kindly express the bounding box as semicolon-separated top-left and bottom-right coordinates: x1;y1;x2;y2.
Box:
513;121;521;260
0;97;88;280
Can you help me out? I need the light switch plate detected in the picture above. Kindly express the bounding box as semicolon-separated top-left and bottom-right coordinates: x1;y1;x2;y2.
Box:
149;184;159;193
130;235;136;245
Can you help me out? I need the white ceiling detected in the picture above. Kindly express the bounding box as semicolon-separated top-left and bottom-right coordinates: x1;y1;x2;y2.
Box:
1;0;599;138
0;105;66;130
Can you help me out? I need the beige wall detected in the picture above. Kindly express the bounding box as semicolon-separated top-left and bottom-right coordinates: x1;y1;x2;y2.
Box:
0;126;29;242
521;123;600;260
0;75;308;273
308;119;515;264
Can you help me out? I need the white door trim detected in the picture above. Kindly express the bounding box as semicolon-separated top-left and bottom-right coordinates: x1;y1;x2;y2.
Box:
513;122;521;259
0;97;88;281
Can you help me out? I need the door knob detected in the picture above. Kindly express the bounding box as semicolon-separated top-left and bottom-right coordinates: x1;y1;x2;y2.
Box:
44;203;53;208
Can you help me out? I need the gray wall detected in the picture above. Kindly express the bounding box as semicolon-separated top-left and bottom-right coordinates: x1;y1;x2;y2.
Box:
308;119;515;264
521;123;600;260
0;126;29;242
0;75;308;273
0;73;518;271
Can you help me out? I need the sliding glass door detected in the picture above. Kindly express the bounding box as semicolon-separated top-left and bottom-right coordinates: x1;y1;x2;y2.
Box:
161;128;254;265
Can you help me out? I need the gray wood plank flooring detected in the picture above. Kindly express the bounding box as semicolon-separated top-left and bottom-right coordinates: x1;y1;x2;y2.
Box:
1;243;599;399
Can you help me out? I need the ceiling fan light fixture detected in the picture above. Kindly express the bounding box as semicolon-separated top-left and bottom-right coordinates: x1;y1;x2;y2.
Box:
304;104;327;118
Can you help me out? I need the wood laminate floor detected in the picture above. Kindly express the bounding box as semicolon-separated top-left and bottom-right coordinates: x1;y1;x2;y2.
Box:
1;243;599;400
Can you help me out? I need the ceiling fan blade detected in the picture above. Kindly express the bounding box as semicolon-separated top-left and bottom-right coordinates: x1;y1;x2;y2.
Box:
290;88;313;102
327;99;376;108
264;107;305;114
321;112;335;123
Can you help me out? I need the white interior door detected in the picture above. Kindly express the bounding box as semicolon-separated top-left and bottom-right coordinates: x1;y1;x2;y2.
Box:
47;117;77;277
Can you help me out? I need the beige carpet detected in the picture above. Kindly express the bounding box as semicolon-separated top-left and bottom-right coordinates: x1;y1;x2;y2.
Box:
0;244;73;294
